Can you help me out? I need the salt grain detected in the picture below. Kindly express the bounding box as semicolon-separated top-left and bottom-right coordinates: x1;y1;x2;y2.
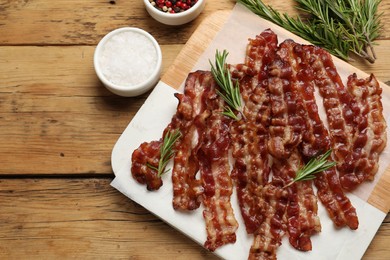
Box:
99;31;158;87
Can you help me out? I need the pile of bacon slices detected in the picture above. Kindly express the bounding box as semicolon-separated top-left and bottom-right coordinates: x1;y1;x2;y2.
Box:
130;29;387;260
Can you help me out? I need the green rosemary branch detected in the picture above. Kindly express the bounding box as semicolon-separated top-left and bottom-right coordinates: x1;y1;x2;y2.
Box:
237;0;382;63
284;150;336;188
147;129;181;177
209;50;244;120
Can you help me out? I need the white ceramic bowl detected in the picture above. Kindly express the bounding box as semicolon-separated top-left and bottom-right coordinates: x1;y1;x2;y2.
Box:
94;27;162;97
143;0;206;26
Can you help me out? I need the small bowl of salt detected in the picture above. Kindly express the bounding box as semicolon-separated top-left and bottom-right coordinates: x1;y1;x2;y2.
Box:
94;27;162;97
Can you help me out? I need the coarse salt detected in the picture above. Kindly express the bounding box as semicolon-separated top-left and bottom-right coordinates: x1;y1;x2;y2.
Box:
99;30;158;87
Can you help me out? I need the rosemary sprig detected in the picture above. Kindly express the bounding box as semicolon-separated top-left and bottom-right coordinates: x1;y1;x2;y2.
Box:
237;0;382;63
284;150;336;188
209;50;244;121
147;129;181;177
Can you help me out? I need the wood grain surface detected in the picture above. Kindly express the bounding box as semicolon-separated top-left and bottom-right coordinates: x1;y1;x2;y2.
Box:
0;0;389;259
0;178;388;259
0;178;217;259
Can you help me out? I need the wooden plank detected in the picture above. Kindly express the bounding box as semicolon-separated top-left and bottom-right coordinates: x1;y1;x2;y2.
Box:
0;1;388;259
0;0;235;45
365;222;390;260
0;178;388;259
0;44;183;175
0;178;217;259
1;8;389;176
1;0;389;46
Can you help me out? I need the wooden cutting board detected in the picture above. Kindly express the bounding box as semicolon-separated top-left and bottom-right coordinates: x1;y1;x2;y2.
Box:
160;9;390;214
111;6;390;260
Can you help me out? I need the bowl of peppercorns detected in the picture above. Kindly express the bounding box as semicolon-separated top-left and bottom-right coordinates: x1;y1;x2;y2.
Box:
144;0;206;26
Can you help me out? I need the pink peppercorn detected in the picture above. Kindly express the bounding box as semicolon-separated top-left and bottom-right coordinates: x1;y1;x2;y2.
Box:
150;0;197;13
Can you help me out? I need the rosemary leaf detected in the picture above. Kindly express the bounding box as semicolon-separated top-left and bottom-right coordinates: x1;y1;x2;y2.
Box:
284;150;336;188
237;0;382;63
222;106;240;121
209;50;245;120
147;129;181;177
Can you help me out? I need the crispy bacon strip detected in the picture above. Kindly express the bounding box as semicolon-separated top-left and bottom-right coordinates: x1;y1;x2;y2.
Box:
304;46;361;189
230;30;277;234
198;113;238;251
133;71;239;250
249;183;287;260
277;42;331;158
197;73;238;251
131;71;214;209
131;140;163;191
314;168;359;229
340;73;387;187
231;29;278;84
274;151;321;251
230;99;270;234
171;71;215;210
287;180;321;251
304;45;386;190
282;42;359;229
267;50;305;159
304;46;357;167
265;41;322;251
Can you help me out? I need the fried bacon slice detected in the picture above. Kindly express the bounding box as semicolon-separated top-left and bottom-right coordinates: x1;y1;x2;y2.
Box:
275;151;321;251
287;180;321;251
170;71;215;210
131;71;214;208
313;168;359;229
249;184;288;260
131;140;163;191
230;30;276;234
278;41;331;158
197;92;238;251
282;42;359;229
304;46;357;168
267;48;305;159
132;71;239;250
340;73;387;187
195;71;239;251
266;41;322;251
230;94;270;234
230;29;278;85
304;46;387;190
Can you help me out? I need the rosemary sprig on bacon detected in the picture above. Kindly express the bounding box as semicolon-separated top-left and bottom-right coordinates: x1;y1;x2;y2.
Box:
237;0;382;63
284;150;336;188
147;129;181;177
210;50;245;121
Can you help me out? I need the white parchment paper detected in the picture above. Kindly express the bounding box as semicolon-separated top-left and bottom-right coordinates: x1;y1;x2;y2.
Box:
111;4;388;260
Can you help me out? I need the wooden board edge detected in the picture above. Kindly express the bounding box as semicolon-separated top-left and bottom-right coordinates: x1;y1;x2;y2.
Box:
368;166;390;213
161;10;232;89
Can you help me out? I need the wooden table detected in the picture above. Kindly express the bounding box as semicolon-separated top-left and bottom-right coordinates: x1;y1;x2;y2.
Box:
1;0;389;259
